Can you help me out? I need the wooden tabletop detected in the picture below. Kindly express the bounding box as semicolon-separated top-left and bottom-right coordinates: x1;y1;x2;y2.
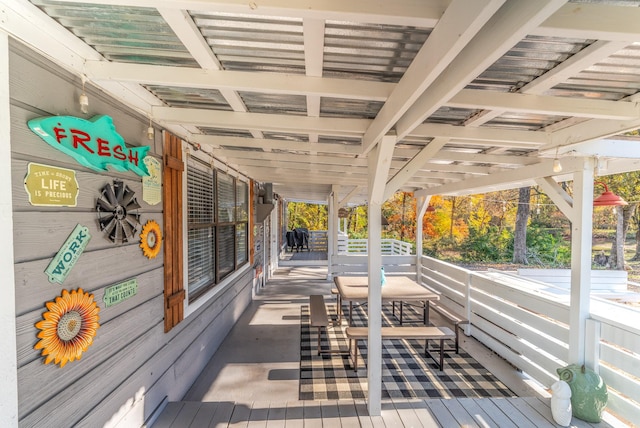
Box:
333;275;439;302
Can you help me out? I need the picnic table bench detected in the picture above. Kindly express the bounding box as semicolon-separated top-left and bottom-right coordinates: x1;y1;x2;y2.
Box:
345;326;455;371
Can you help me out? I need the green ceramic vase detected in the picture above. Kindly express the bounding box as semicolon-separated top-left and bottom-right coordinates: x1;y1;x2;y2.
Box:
557;364;608;423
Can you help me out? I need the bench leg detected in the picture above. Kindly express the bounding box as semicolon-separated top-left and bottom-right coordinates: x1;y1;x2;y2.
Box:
425;338;446;371
348;338;359;371
317;326;322;355
454;324;459;354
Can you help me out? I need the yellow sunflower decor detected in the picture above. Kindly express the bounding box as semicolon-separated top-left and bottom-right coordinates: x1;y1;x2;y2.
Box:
140;220;162;259
34;288;100;368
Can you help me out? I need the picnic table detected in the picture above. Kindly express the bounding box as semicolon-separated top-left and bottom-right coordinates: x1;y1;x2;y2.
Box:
333;275;439;325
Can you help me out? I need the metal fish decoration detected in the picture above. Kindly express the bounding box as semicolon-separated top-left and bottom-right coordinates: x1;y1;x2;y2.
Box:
28;115;150;176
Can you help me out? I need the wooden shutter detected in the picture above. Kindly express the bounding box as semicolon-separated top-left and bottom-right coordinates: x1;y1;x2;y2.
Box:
163;132;184;332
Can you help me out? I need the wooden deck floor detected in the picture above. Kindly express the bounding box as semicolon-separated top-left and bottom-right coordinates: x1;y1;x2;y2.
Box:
151;396;616;428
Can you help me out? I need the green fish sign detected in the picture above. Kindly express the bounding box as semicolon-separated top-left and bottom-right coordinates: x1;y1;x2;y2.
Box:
28;115;150;177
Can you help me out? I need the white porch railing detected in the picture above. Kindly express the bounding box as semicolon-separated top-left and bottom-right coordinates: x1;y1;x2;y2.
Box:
338;237;413;255
419;255;640;424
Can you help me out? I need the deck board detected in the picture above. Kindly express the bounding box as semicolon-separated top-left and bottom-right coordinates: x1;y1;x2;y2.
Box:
153;397;623;427
266;401;286;428
284;401;304;428
441;398;481;428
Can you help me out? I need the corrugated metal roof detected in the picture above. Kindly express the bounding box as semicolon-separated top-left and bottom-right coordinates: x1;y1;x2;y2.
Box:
16;0;640;203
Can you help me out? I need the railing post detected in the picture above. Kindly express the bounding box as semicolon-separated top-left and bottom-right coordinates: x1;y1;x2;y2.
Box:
464;272;472;336
585;318;601;373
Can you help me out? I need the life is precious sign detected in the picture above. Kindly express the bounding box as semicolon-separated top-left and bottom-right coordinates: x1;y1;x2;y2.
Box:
24;163;79;207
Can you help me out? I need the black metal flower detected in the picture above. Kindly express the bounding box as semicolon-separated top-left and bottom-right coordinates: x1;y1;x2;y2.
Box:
96;180;141;244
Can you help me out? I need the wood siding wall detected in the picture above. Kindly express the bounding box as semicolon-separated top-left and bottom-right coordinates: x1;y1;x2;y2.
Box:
10;39;253;427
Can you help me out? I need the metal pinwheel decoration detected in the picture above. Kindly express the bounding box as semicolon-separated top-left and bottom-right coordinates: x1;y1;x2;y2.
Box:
96;179;141;244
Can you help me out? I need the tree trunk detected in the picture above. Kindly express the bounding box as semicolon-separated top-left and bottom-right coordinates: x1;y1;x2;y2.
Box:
609;203;637;269
513;187;531;264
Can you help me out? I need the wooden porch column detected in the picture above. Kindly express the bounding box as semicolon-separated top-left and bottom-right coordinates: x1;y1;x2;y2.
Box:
414;190;431;282
0;32;19;428
569;159;595;364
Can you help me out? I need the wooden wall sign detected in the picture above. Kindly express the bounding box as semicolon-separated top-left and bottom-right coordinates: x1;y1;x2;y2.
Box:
45;224;91;284
28;115;150;177
103;278;138;307
24;162;79;207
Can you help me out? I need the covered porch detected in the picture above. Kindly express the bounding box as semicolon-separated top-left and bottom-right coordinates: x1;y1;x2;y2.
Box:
151;266;627;427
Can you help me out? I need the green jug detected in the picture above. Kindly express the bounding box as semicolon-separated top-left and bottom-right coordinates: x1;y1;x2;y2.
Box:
557;364;608;423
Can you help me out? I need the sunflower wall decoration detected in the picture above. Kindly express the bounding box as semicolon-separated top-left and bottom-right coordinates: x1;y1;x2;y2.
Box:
96;179;141;244
34;288;100;368
140;220;162;259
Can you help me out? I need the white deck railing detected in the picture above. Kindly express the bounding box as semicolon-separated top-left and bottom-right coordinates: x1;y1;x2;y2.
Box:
419;255;640;424
338;237;413;255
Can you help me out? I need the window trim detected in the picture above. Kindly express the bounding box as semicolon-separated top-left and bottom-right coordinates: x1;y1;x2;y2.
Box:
182;144;251;317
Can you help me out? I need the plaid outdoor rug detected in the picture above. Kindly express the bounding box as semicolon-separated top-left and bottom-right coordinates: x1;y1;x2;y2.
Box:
299;301;515;400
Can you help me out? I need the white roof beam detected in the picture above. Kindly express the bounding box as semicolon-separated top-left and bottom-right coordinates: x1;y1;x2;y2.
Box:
43;0;446;28
360;0;505;154
303;18;325;144
384;138;449;201
152;107;369;136
410;123;549;147
368;134;396;204
192;135;361;155
465;40;630;126
395;0;568;141
449;89;640;121
425;156;585;196
214;149;367;167
85;62;392;101
535;3;640;41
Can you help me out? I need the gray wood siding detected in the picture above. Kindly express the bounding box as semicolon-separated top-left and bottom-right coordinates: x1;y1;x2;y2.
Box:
10;39;253;427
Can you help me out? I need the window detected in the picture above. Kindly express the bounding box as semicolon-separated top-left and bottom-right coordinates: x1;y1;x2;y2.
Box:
186;156;249;302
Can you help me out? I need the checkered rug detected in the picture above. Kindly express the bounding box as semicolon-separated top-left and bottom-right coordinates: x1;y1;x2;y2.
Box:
299;301;515;400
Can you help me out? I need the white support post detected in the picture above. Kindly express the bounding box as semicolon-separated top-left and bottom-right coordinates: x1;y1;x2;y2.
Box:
0;31;19;428
367;198;382;415
327;190;335;279
569;159;595;365
585;318;601;374
414;190;431;283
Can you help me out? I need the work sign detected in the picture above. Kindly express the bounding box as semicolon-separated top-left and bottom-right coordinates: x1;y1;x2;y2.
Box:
103;278;138;307
45;224;91;284
24;163;79;207
28;115;150;177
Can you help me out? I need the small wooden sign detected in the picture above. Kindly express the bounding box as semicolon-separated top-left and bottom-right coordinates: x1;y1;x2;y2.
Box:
103;278;138;307
44;224;91;284
142;156;162;205
24;163;79;207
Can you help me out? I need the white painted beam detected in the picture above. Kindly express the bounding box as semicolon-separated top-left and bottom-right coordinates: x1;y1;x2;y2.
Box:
40;0;446;28
360;0;505;154
192;135;361;155
152;106;370;136
85;61;393;101
383;138;449;201
424;156;586;196
368;134;396;204
411;123;549;147
534;177;575;223
395;0;568;141
448;89;640;121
